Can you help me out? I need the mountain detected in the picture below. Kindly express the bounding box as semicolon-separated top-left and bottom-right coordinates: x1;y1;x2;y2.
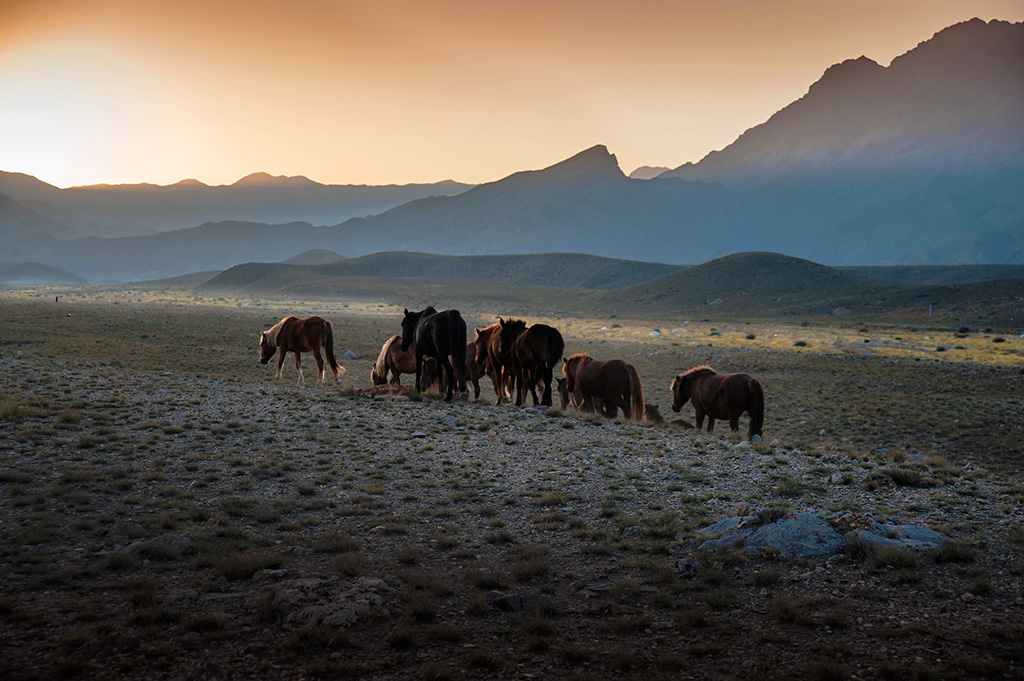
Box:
0;170;473;239
0;191;81;243
662;18;1024;183
629;166;672;180
282;249;346;265
2;19;1022;275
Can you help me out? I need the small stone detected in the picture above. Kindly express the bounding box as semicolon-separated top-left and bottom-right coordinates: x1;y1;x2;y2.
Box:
410;431;428;438
961;592;975;603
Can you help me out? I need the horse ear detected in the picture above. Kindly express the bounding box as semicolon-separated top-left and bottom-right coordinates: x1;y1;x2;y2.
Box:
475;328;482;337
404;308;409;315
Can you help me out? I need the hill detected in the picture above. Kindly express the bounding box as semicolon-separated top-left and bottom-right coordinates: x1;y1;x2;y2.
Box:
0;261;88;284
197;251;683;295
282;249;345;265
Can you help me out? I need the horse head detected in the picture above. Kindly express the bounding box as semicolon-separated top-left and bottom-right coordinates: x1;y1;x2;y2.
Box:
555;377;571;410
259;332;275;364
672;366;714;412
400;308;418;352
562;355;577;392
497;318;527;355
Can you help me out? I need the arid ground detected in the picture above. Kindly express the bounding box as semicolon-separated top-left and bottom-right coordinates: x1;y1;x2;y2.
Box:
1;288;1022;680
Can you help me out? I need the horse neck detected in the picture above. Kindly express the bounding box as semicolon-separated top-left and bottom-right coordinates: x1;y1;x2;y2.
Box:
265;318;290;348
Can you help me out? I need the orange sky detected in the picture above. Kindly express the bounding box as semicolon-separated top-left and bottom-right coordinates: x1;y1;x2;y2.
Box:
1;0;1022;188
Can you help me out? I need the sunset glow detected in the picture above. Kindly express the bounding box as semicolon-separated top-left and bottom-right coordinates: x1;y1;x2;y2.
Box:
2;0;1022;188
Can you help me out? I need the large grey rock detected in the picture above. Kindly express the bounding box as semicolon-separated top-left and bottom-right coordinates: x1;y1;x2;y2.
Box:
700;512;845;558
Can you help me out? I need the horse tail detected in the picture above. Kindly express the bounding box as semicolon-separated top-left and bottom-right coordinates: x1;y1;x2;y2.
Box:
747;378;764;438
627;364;645;421
324;320;344;377
450;311;468;388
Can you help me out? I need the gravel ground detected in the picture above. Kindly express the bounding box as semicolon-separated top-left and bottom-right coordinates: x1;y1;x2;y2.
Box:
2;356;1023;681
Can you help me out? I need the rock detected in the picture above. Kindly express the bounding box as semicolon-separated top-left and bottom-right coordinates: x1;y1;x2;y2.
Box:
410;431;428;438
699;513;845;558
342;350;359;360
848;524;952;553
622;526;643;538
674;558;701;578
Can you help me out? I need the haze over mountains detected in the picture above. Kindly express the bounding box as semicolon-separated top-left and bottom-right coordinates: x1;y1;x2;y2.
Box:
1;18;1021;283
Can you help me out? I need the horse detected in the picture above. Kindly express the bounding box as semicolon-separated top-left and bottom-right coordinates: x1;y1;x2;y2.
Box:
561;353;645;421
643;403;694;430
259;315;346;384
400;306;468;401
496;319;564;407
671;366;764;439
371;335;416;386
555;376;611;416
475;322;518;405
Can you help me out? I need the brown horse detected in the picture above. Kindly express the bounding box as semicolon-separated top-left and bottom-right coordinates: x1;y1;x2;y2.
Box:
259;315;346;384
371;335;416;386
671;366;764;439
427;342;499;400
496;319;564;407
475;322;517;405
643;403;695;430
556;376;612;416
561;353;645;421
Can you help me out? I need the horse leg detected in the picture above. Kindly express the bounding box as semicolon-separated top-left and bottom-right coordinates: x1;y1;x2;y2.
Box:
729;410;741;432
312;346;326;384
440;356;454;401
275;349;287;380
540;364;553;407
295;352;304;384
528;367;541;406
706;416;716;433
695;409;706;431
414;353;423;393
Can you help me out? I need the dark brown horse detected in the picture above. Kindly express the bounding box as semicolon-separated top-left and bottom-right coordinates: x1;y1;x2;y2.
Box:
475;322;517;405
371;334;415;386
561;353;645;421
496;319;564;407
259;315;346;384
671;366;764;439
400;306;468;401
556;376;612;416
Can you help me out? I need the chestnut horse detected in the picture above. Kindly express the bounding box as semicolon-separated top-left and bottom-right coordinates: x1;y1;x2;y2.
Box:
671;366;764;439
475;322;517;405
400;306;468;401
259;315;345;384
497;319;564;407
371;335;416;386
561;353;645;421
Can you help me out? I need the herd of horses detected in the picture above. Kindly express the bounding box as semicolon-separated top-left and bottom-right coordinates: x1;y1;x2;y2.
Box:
259;310;765;439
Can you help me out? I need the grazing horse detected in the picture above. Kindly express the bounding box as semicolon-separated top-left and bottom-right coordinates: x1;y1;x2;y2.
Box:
671;366;764;439
475;322;518;405
400;306;468;401
555;376;611;416
371;335;416;386
259;315;346;384
561;353;645;421
497;319;564;406
643;403;695;430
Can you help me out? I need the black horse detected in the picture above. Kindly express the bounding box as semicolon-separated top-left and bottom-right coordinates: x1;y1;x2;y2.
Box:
400;306;468;401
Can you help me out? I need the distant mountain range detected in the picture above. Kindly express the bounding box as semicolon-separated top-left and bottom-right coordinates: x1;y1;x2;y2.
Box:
0;171;472;241
0;18;1021;282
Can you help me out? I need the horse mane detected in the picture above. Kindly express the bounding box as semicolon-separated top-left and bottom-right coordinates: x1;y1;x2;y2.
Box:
263;316;296;348
373;335;400;381
500;318;527;334
565;352;590;362
680;365;715;378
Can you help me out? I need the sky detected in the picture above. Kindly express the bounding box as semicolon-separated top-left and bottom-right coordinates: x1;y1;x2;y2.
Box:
1;1;1022;188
